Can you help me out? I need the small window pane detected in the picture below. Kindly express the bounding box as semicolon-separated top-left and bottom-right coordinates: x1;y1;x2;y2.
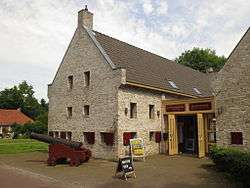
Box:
67;107;72;118
84;71;90;86
130;103;137;118
68;75;73;89
149;105;155;119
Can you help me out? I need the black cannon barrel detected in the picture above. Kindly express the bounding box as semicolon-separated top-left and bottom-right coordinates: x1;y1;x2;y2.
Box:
30;133;83;150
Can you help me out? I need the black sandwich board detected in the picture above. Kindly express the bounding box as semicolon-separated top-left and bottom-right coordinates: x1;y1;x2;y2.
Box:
115;156;136;180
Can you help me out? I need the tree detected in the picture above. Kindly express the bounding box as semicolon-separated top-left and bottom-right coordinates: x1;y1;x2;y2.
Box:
0;81;48;119
175;48;227;73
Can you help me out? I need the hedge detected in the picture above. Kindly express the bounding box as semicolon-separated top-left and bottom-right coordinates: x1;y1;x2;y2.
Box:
209;145;250;186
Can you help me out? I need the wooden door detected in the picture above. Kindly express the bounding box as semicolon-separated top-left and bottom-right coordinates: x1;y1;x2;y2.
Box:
197;113;205;158
168;114;178;155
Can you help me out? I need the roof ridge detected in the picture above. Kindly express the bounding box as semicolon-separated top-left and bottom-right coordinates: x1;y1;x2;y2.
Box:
94;30;207;76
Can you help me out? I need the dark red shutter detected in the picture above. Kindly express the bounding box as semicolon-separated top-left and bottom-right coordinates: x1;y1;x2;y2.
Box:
86;132;95;144
104;133;114;146
123;132;131;146
155;132;161;143
60;132;66;139
231;132;243;145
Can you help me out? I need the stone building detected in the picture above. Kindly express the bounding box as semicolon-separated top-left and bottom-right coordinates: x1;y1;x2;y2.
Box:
213;28;250;151
48;7;249;159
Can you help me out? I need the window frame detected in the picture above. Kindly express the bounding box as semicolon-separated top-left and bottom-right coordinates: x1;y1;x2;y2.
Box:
100;132;114;146
84;71;90;87
67;107;73;118
83;132;95;145
83;105;90;117
149;104;155;119
68;75;73;89
231;132;243;145
130;103;137;119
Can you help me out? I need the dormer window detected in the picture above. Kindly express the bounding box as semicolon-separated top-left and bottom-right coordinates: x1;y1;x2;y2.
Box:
168;81;178;89
193;87;202;95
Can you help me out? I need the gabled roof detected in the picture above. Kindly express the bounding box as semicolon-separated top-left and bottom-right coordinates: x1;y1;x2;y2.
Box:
93;31;213;97
0;109;33;126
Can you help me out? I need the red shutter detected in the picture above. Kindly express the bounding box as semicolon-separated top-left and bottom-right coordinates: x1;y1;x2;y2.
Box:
231;132;243;145
123;132;131;146
86;132;95;144
60;132;66;139
155;132;161;143
104;133;114;146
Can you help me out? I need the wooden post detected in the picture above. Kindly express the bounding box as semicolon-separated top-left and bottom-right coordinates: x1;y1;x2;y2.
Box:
197;113;205;158
168;114;178;155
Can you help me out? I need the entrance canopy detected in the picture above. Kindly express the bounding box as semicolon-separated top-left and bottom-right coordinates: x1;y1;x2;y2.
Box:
161;97;215;158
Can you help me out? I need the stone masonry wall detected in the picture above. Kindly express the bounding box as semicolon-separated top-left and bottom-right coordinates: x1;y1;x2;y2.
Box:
117;86;179;157
213;29;250;151
48;26;123;159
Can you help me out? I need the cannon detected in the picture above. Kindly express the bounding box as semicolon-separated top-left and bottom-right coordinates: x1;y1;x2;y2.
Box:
30;133;91;166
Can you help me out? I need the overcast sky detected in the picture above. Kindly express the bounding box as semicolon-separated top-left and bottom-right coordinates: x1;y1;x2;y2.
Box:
0;0;249;100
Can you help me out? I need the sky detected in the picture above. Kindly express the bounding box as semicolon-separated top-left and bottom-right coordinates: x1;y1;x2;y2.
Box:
0;0;249;100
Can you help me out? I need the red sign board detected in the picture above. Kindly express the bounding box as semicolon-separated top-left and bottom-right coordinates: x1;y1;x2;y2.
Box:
166;104;185;112
189;102;212;111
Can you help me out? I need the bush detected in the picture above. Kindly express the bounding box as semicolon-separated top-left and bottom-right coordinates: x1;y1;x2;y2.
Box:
209;145;250;186
11;121;47;138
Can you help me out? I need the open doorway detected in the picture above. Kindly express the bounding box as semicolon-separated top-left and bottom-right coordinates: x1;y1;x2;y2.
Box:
176;115;198;155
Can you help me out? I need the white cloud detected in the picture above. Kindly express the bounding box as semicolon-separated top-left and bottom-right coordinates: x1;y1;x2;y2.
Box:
142;0;154;15
0;0;249;99
157;0;168;15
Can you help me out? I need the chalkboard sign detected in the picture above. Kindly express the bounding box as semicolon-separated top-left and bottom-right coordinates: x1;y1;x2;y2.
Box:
115;156;136;180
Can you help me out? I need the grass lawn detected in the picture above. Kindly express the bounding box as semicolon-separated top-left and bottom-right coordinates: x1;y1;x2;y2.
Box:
0;139;48;154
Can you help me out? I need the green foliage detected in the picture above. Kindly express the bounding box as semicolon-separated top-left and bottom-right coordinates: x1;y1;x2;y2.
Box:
11;122;48;139
209;145;250;186
176;48;227;73
0;81;48;138
0;139;47;154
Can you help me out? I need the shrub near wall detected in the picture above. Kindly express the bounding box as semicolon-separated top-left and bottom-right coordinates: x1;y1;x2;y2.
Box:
209;146;250;186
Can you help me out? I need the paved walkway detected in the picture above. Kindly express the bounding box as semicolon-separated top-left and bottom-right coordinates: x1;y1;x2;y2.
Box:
0;152;236;188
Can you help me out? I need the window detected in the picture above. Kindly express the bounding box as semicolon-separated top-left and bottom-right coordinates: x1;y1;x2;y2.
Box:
149;131;161;143
83;132;95;145
67;107;72;118
68;75;73;89
123;132;137;146
130;103;137;118
231;132;243;145
193;87;202;95
149;105;155;119
208;132;216;143
49;131;53;137
168;80;178;89
84;71;90;86
67;132;72;140
83;105;90;116
100;132;114;146
54;131;59;138
60;131;66;139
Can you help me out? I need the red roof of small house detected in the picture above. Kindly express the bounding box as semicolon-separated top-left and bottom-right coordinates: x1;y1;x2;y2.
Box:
0;109;33;126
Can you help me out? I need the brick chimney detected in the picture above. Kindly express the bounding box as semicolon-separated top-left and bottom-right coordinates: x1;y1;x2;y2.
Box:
78;5;93;29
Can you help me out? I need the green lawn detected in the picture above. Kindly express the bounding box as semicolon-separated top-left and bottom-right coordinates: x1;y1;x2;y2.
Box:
0;139;48;154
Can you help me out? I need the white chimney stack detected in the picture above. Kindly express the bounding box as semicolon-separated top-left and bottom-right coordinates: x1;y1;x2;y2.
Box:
78;5;93;29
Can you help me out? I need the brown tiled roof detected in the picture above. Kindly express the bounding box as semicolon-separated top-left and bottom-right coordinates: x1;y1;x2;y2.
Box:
94;31;213;97
0;109;33;126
